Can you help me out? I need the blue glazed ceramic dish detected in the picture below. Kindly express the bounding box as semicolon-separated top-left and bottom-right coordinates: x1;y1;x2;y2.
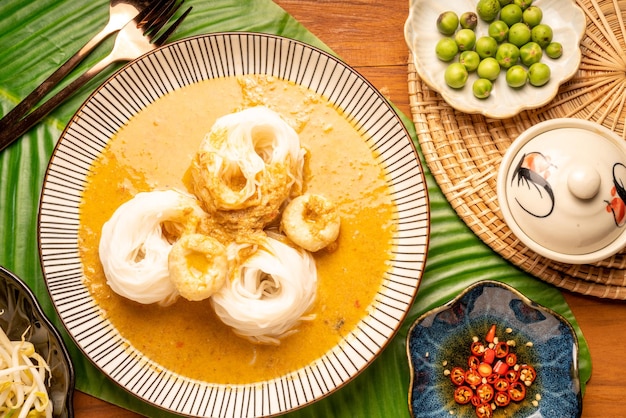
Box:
407;280;581;418
0;266;74;417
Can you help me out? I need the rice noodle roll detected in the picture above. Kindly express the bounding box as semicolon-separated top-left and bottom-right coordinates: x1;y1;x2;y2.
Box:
211;235;317;345
99;190;208;306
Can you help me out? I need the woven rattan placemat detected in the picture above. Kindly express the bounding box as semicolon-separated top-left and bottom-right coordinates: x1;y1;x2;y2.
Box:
408;0;626;299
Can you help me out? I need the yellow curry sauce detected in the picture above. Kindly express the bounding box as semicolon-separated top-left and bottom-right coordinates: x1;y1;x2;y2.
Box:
78;75;396;384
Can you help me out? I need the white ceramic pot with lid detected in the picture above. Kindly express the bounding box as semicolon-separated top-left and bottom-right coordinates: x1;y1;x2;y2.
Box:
497;118;626;264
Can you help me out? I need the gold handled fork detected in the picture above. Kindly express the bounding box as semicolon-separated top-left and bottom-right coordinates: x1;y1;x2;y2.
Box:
0;0;191;152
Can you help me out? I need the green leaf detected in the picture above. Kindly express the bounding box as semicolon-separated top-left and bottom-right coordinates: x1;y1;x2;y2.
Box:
0;1;590;417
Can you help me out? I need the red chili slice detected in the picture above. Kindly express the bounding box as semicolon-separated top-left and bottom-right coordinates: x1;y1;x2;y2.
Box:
505;352;517;367
465;368;482;386
494;391;511;407
495;341;509;358
519;364;537;385
485;324;497;343
453;385;474;405
450;367;466;386
476;383;495;403
505;369;519;383
475;402;494;418
471;341;486;357
493;378;509;392
492;360;509;376
468;355;480;369
508;381;527;402
483;348;496;364
485;373;499;385
477;362;493;377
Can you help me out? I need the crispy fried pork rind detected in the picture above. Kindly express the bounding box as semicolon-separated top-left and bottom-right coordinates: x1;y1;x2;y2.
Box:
168;233;229;301
190;106;305;229
280;193;341;252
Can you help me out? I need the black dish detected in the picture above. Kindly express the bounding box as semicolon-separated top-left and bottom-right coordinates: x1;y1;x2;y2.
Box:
0;266;74;418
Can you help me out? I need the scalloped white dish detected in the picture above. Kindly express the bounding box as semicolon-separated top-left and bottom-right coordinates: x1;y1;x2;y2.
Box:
404;0;586;119
38;33;429;417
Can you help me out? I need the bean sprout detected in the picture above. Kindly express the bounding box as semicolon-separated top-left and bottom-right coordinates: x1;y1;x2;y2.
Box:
0;324;51;418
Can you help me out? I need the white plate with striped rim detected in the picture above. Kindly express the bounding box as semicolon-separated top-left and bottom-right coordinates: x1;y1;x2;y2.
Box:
38;32;429;417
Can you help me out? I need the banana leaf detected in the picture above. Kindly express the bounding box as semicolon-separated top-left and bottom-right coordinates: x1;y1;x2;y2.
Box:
0;1;590;417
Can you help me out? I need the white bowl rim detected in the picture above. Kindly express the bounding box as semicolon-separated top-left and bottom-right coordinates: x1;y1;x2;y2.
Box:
37;32;430;417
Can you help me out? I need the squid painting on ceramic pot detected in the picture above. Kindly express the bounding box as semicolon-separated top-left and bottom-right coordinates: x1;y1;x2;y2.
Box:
510;151;556;219
605;162;626;227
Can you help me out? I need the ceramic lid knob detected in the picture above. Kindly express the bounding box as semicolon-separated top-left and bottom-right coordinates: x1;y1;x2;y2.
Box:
567;166;600;200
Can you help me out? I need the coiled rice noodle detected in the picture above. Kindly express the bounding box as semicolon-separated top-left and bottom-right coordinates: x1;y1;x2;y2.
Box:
211;236;317;344
190;106;305;225
99;190;207;306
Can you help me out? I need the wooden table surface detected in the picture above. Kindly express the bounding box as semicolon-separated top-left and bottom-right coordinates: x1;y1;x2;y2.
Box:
73;1;626;416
